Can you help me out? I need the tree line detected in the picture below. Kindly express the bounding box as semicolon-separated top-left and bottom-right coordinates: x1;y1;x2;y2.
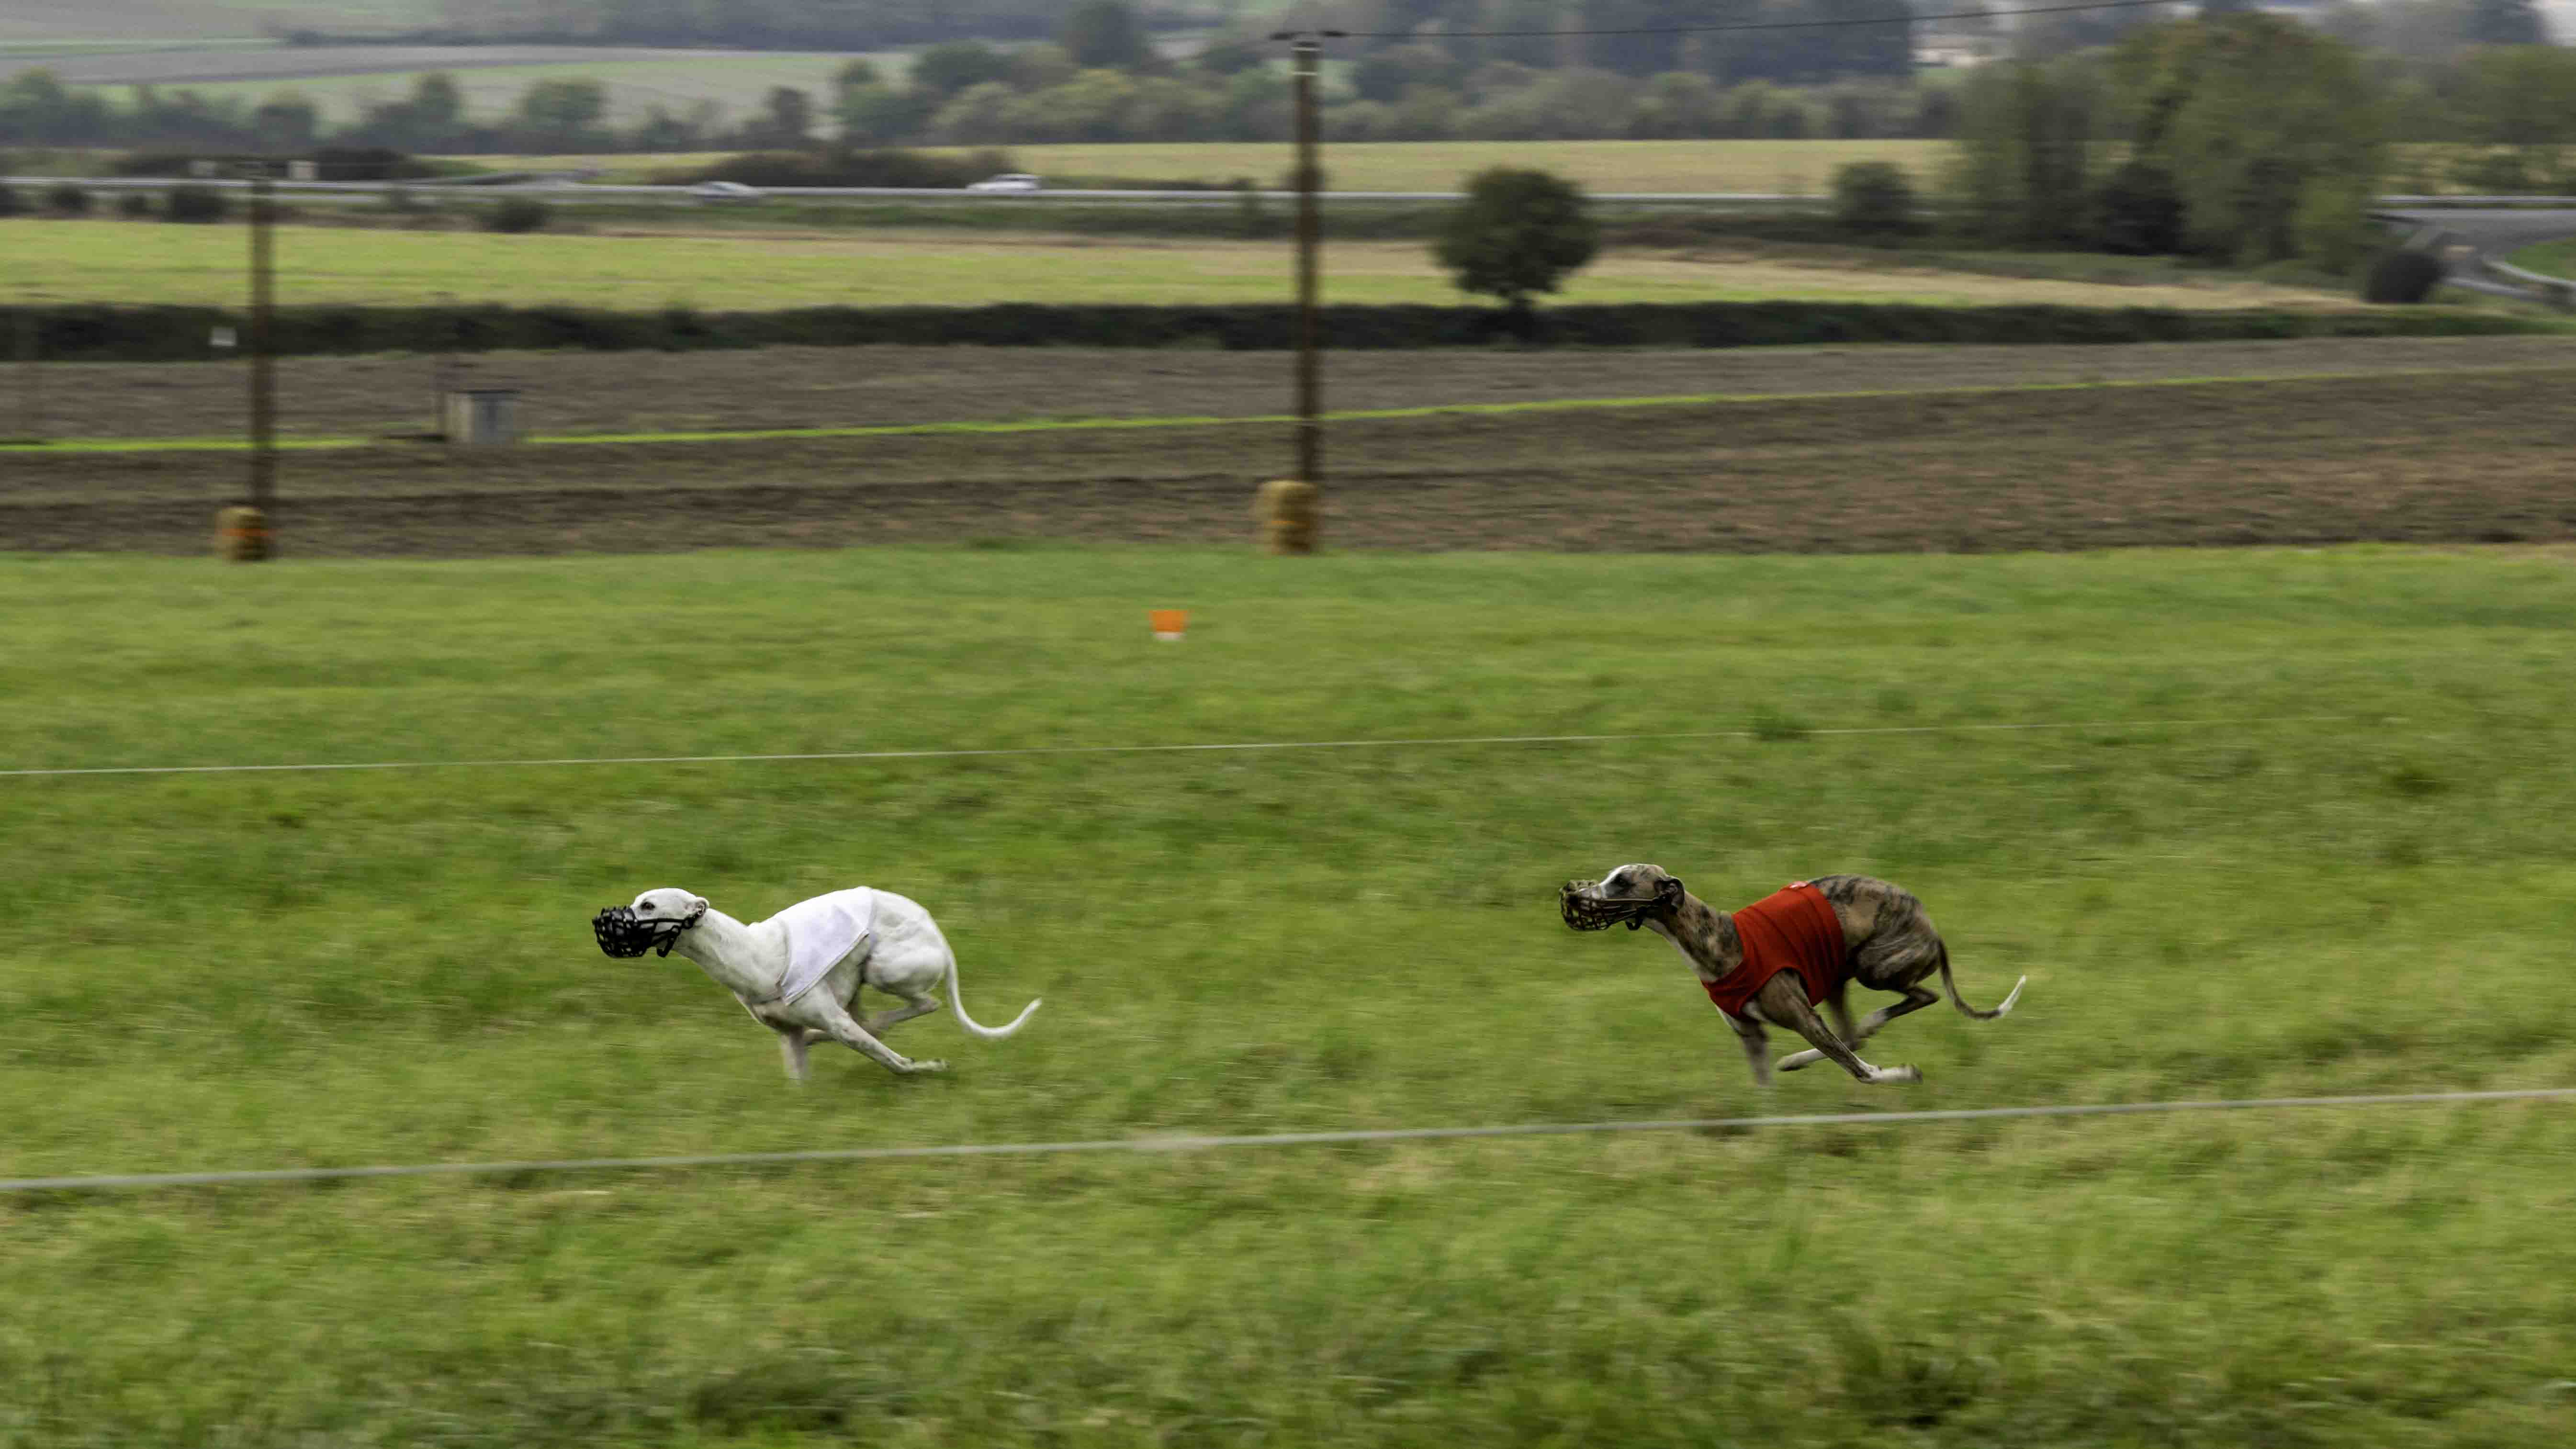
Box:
8;1;2573;157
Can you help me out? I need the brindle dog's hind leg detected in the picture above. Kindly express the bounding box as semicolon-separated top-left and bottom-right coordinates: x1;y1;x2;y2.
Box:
1846;921;1949;1042
1751;972;1920;1084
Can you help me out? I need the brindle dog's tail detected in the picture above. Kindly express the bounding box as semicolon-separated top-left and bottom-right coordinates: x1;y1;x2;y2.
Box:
1936;941;2025;1021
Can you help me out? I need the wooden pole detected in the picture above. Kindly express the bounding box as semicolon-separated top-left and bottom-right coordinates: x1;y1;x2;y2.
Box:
1290;35;1322;490
247;167;277;525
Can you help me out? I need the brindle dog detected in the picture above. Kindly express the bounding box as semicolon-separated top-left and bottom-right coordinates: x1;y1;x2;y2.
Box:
1561;864;2025;1086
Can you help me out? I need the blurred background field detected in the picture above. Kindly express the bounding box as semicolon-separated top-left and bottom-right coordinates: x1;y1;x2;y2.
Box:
2;545;2572;1444
0;216;2379;311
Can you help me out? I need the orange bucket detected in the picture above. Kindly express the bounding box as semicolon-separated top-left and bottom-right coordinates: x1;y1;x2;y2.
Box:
1149;609;1189;641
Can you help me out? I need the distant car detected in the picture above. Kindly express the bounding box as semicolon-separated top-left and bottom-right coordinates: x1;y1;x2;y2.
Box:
688;180;763;203
965;173;1043;193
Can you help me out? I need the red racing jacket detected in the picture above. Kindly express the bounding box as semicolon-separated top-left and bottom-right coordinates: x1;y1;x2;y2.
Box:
1700;882;1851;1018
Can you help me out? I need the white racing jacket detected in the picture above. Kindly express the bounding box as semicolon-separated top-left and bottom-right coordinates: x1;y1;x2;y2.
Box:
745;887;878;1008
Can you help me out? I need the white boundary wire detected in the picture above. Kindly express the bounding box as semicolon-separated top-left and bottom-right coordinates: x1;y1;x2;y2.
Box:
5;1088;2567;1195
0;714;2358;781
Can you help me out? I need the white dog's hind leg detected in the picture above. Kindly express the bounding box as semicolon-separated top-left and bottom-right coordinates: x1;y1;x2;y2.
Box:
862;991;943;1037
812;993;945;1075
778;1029;813;1083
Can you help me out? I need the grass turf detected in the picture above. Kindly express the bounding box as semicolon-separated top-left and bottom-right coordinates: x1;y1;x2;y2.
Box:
1;545;2573;1446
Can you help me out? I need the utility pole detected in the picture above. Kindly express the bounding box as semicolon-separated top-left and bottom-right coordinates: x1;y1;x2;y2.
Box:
218;160;281;562
1286;32;1326;487
1253;28;1341;554
247;162;277;523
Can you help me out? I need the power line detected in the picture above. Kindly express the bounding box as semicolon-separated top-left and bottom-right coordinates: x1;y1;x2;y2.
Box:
5;1087;2566;1195
1287;0;2182;41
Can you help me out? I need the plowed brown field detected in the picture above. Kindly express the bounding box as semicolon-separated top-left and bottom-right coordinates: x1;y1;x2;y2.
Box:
10;339;2576;556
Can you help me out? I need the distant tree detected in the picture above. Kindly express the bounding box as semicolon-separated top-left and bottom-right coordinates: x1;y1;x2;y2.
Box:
1433;167;1601;323
0;181;23;217
1713;0;1914;84
45;180;90;214
1007;43;1079;91
2092;160;2185;252
1061;1;1152;69
746;86;816;148
633;103;710;151
1353;45;1458;103
412;73;464;132
512;77;608;147
1193;38;1267;76
2463;0;2549;46
1832;159;1918;235
834;58;882;91
911;42;1015;98
2112;16;2386;263
1947;60;2099;246
1625;71;1723;137
1576;0;1696;76
250;93;319;151
836;82;937;145
930;81;1022;145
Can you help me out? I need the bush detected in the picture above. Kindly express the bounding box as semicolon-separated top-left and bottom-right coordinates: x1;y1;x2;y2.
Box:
0;182;22;218
2360;248;2447;304
1831;161;1917;238
483;197;551;234
163;184;228;223
117;192;154;218
45;182;91;215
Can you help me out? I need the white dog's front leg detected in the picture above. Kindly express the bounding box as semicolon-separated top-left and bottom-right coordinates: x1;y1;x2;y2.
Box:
778;1028;813;1083
812;993;945;1075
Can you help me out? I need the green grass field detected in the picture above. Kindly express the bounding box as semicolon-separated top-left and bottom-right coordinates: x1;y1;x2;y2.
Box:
1;216;2358;310
473;138;1955;191
934;138;1954;192
2507;237;2576;278
0;1;427;43
2;544;2574;1446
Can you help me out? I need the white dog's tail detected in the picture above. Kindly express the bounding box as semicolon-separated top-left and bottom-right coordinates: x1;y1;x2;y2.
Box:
946;957;1040;1040
1937;942;2025;1021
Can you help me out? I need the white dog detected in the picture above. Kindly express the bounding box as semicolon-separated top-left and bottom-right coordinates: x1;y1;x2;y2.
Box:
594;886;1038;1079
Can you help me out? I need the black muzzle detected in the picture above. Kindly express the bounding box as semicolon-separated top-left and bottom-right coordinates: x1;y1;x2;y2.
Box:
1561;881;1658;932
594;904;700;958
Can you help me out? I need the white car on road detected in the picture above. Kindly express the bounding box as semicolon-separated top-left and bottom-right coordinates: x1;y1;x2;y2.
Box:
965;173;1043;193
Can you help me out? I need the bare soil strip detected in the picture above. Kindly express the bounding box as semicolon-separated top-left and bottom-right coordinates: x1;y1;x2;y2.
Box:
10;366;2576;557
20;335;2576;443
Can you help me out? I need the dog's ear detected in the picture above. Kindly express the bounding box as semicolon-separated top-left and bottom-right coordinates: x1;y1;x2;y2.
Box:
1658;875;1685;906
688;894;709;913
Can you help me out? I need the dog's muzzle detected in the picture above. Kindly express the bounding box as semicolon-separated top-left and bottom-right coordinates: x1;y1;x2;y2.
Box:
1561;882;1658;932
594;904;703;958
